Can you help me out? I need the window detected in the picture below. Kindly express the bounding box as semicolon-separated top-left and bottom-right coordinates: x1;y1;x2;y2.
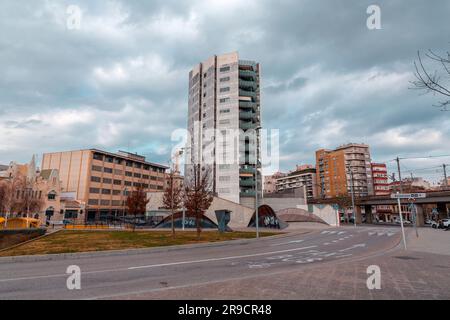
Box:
112;190;121;195
220;87;230;93
88;199;99;205
102;189;111;195
91;176;101;183
114;169;123;175
220;76;230;82
133;182;141;187
126;161;133;167
105;156;113;163
104;167;113;174
134;163;142;169
220;109;230;114
125;171;133;177
112;200;121;206
219;119;231;125
143;174;149;179
93;153;103;161
89;188;100;194
220;97;231;104
134;173;141;178
92;165;102;172
103;178;112;184
100;200;110;206
48;191;57;200
220;66;230;72
114;158;123;165
124;181;132;186
113;180;122;185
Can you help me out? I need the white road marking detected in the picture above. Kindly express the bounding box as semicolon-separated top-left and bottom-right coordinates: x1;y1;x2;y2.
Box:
270;240;304;247
127;246;318;270
339;244;366;252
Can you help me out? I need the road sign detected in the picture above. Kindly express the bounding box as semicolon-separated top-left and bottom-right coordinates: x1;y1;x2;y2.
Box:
390;193;426;199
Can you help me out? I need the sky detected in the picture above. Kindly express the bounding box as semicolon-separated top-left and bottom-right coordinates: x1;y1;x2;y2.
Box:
0;0;449;183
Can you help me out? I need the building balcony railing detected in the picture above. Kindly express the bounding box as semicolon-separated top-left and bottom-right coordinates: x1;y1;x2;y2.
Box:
239;69;257;81
239;60;257;70
240;166;256;174
240;121;255;130
240;190;256;197
239;89;257;99
239;80;257;91
239;110;255;120
239;100;257;110
240;179;255;187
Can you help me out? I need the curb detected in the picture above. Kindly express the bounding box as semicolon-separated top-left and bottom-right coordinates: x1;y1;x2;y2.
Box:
0;229;307;264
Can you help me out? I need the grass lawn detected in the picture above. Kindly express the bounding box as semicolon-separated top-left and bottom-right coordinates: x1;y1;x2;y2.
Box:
0;230;279;257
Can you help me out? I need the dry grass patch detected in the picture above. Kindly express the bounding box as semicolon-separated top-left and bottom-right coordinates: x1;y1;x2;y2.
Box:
0;230;279;257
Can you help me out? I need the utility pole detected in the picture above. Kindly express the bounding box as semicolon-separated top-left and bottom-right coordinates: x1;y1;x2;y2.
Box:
396;157;403;193
347;165;356;227
443;164;448;187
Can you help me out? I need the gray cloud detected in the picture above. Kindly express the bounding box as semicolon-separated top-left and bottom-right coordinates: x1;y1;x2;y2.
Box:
0;0;449;183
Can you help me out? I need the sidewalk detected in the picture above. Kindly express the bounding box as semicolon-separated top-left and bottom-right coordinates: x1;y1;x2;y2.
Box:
406;227;450;256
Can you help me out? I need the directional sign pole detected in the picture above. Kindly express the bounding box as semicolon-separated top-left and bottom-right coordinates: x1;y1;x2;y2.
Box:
396;192;407;250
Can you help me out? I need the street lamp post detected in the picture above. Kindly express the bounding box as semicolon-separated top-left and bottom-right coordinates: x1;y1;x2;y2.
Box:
255;126;262;238
347;165;356;227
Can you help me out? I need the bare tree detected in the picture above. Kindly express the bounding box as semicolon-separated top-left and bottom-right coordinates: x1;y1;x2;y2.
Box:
411;49;450;111
184;165;214;239
11;175;43;218
162;169;183;237
126;183;149;231
334;194;353;223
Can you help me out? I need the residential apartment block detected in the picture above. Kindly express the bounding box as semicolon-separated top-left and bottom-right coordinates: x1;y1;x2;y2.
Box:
263;172;286;194
41;149;168;221
371;163;390;195
275;165;317;201
316;143;374;198
186;52;262;208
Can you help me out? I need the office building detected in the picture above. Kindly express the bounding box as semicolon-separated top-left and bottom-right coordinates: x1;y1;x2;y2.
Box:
41;149;168;221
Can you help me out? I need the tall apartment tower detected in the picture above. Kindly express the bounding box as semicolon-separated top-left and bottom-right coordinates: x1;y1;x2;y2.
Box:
186;52;262;207
315;143;374;199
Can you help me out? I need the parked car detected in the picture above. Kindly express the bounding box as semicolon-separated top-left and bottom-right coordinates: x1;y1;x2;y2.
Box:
441;219;450;228
425;219;434;225
395;220;412;225
431;219;450;229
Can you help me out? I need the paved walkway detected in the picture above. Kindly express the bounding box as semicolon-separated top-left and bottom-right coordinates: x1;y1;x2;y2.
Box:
406;227;450;256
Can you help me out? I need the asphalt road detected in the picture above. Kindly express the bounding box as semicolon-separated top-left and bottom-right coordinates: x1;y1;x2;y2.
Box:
0;226;403;300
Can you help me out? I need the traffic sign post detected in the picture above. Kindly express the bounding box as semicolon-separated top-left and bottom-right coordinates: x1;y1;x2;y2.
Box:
391;192;426;250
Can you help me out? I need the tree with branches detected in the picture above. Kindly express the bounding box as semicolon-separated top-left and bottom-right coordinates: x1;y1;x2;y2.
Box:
162;169;183;237
11;174;43;218
126;183;149;230
411;48;450;111
334;194;353;223
184;165;214;239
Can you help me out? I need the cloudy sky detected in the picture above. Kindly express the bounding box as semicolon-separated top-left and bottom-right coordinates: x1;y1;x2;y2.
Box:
1;0;449;182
